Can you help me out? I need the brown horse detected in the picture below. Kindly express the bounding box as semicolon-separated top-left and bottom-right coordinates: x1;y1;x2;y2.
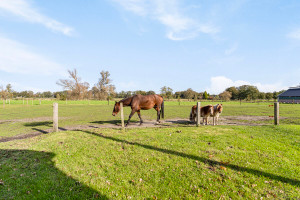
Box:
112;94;164;126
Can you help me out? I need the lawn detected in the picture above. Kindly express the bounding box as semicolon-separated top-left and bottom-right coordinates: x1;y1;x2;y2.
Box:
0;101;300;199
0;125;300;199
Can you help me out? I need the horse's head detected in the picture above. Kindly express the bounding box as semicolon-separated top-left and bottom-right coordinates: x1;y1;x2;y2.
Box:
112;101;120;116
217;104;223;113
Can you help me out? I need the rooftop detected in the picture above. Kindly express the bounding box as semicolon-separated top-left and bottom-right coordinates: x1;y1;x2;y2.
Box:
278;87;300;97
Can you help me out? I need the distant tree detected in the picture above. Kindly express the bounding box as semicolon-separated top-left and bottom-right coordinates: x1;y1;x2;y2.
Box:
134;90;147;95
93;70;115;100
146;90;156;95
219;91;232;101
272;91;279;100
57;69;89;100
237;85;259;101
258;92;266;100
160;86;173;99
226;87;239;100
42;91;53;98
265;92;273;101
183;88;196;100
202;91;209;100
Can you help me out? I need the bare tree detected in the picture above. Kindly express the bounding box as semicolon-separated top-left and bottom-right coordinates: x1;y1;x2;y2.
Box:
57;69;89;100
93;71;115;100
0;85;11;99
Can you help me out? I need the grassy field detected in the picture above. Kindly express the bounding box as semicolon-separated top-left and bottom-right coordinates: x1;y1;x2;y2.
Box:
0;101;300;138
1;101;300;199
1;125;300;199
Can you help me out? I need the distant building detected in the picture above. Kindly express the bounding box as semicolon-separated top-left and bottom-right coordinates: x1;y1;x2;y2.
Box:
278;86;300;103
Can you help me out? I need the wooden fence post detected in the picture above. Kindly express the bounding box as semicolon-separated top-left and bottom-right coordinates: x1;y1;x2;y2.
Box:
196;102;201;126
120;102;125;129
274;102;279;125
53;103;58;132
3;99;5;108
39;99;41;105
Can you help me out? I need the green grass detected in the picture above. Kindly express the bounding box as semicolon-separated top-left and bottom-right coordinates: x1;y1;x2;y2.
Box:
1;102;300;138
1;125;300;199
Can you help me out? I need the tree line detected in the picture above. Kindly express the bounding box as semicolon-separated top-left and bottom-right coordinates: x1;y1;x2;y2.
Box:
0;69;285;101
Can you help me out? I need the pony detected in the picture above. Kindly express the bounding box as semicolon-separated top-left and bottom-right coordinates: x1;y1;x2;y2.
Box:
189;105;213;125
210;104;223;125
112;94;164;126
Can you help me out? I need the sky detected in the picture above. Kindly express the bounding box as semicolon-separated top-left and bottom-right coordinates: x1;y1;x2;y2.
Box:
0;0;300;94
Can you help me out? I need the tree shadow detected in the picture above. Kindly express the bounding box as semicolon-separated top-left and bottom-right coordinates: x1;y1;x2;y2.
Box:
0;149;107;199
91;120;121;125
81;130;300;187
23;121;52;127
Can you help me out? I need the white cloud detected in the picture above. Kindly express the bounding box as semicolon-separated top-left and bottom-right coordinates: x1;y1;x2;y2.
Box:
0;36;66;76
0;0;73;36
112;0;218;40
206;76;287;94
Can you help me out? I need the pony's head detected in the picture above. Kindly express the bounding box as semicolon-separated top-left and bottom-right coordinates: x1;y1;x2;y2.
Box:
216;104;223;113
112;101;120;116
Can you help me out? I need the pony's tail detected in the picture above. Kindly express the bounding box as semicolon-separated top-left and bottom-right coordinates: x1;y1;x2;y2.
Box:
161;100;164;119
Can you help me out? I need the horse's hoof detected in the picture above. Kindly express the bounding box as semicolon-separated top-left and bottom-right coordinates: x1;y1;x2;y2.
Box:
139;123;143;126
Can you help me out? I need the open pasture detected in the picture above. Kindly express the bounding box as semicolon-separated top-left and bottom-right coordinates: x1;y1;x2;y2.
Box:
0;100;300;139
1;101;300;199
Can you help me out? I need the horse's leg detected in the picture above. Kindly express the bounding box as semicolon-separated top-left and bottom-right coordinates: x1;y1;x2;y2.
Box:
154;106;161;123
126;109;136;127
137;110;143;125
213;117;215;126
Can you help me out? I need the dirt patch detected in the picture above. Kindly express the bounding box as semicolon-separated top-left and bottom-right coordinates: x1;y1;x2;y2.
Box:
0;115;281;143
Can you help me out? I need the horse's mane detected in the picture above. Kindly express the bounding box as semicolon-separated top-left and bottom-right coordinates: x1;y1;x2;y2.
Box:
120;96;133;106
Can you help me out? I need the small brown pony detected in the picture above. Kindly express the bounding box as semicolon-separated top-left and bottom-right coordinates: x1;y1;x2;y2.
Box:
189;105;214;125
112;94;164;126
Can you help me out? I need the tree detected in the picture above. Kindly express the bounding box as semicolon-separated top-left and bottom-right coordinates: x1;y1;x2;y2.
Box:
146;90;156;95
93;71;115;100
219;91;232;101
57;69;90;100
183;88;196;100
237;85;259;101
160;86;173;99
202;91;209;99
258;92;266;100
226;87;239;100
265;92;273;101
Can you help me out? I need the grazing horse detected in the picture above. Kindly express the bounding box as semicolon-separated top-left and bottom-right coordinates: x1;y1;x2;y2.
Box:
210;104;223;125
112;94;164;126
189;105;213;125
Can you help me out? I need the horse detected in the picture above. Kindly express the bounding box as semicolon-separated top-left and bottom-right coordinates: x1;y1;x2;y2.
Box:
189;105;213;125
112;94;164;126
210;104;223;125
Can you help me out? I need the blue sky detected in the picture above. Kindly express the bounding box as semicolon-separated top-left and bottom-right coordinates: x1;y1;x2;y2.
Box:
0;0;300;94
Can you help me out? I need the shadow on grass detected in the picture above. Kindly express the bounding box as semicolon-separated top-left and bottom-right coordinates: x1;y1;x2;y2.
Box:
23;121;52;127
81;130;300;187
0;149;107;199
91;120;121;125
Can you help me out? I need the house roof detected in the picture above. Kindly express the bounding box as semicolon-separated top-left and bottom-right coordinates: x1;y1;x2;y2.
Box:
278;88;300;97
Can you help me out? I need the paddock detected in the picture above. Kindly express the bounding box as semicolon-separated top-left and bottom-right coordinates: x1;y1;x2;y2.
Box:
1;100;300;199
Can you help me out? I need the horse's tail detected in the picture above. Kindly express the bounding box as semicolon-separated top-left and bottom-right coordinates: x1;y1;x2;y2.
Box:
189;108;193;121
161;99;164;119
